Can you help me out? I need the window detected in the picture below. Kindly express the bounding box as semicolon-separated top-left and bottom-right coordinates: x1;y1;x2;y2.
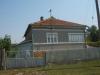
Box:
46;33;58;44
68;33;84;42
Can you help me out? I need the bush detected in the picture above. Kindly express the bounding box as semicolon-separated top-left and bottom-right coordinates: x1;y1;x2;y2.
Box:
87;41;100;47
96;41;100;47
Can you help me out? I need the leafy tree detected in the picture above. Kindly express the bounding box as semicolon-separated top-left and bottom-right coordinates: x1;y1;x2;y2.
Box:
3;35;11;52
96;29;100;40
0;38;4;49
90;25;98;42
87;25;99;42
0;34;11;49
0;35;11;52
0;35;11;70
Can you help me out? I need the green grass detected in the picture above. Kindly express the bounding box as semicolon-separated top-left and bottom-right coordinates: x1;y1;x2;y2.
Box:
0;60;100;75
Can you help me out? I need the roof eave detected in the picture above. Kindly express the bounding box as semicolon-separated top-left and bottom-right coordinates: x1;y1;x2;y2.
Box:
24;24;32;37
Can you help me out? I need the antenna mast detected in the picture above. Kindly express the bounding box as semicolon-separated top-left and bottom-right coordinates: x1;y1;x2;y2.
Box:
49;9;52;17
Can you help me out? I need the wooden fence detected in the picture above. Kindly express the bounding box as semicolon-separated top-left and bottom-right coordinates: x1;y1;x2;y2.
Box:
6;47;100;69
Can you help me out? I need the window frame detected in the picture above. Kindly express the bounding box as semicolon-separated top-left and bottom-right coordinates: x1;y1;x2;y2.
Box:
68;33;84;42
46;32;58;44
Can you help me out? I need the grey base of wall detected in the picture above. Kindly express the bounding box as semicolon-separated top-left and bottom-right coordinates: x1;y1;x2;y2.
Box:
6;48;100;69
46;48;100;64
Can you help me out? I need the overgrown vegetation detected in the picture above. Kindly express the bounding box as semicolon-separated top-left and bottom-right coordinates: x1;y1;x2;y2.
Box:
0;35;18;57
0;35;18;70
0;35;11;70
7;44;18;58
86;41;100;47
0;35;11;52
86;25;100;47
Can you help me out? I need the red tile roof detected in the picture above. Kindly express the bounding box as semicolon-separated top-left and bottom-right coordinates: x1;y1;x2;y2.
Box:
31;16;84;28
24;16;86;37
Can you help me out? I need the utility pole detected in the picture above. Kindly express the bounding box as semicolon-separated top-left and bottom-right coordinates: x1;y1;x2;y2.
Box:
95;0;100;60
95;0;100;32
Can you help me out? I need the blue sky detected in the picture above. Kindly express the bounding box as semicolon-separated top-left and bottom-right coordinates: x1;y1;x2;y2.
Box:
0;0;99;43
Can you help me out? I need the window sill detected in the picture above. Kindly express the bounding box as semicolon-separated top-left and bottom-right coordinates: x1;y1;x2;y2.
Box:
33;42;84;45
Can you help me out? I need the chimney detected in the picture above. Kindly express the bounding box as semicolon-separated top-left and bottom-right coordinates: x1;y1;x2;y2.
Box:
40;16;44;21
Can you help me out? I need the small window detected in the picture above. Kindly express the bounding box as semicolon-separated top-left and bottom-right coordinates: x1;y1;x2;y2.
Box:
46;33;58;44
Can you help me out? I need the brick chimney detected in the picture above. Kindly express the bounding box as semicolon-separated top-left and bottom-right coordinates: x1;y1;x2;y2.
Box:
40;16;44;21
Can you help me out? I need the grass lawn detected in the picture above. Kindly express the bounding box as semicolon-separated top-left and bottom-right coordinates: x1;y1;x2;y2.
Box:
0;60;100;75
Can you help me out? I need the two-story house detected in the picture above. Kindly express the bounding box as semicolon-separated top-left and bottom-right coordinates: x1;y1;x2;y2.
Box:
17;16;86;58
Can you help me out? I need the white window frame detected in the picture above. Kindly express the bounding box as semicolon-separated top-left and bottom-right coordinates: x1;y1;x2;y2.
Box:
46;33;58;44
68;33;84;42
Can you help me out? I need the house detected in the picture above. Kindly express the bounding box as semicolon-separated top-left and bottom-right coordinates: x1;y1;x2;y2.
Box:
17;16;86;58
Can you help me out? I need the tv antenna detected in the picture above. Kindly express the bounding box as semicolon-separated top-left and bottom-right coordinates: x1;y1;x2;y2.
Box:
49;9;52;17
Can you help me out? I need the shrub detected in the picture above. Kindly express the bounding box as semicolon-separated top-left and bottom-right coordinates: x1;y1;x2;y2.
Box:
86;41;100;47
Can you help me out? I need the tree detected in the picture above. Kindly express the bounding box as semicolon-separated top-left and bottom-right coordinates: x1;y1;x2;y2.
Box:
3;35;11;52
90;25;98;42
0;35;11;70
0;35;11;51
96;29;100;40
87;25;99;42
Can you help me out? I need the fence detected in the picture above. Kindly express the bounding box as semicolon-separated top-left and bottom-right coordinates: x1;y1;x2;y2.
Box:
6;47;100;69
0;49;3;69
46;48;100;64
0;49;6;70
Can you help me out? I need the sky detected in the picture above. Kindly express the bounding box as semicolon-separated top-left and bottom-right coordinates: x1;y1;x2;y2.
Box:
0;0;100;43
